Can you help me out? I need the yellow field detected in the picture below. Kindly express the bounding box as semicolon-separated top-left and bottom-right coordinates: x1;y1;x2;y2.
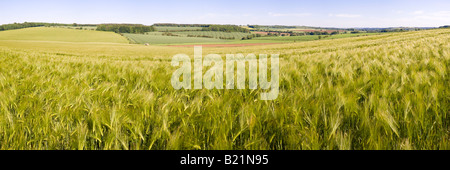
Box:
0;27;129;43
0;28;448;150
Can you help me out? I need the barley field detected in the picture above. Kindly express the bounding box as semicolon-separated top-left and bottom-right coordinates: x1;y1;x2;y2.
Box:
0;28;448;150
0;27;129;43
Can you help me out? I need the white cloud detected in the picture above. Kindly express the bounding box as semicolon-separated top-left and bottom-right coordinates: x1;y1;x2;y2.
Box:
412;10;424;15
268;12;312;17
431;11;450;17
329;14;362;18
413;11;450;21
369;10;450;27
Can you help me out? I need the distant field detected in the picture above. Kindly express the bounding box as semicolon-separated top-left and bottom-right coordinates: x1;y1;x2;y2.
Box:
0;26;381;46
54;26;98;30
250;27;347;33
325;33;380;39
124;31;382;45
0;27;128;43
252;35;320;41
2;26;402;46
291;29;346;33
251;26;314;32
252;31;291;36
251;33;380;42
123;32;229;44
173;31;251;40
154;26;203;32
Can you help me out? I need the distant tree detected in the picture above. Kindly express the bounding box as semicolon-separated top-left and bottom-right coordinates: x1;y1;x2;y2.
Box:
96;24;155;34
201;25;250;33
153;23;209;27
0;22;98;32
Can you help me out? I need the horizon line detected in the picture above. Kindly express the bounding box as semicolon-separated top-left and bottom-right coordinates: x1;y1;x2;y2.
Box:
1;21;447;29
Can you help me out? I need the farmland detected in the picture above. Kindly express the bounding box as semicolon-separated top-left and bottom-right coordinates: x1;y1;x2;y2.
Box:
55;26;98;30
124;25;382;45
251;33;381;42
125;26;253;44
172;31;251;40
124;32;229;44
0;27;128;43
0;27;448;150
154;26;203;32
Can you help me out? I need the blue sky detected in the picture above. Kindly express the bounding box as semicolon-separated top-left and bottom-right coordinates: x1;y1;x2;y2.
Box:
1;0;449;27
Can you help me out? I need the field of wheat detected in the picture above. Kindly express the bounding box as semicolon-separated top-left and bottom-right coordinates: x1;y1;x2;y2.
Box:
0;28;448;150
0;27;129;43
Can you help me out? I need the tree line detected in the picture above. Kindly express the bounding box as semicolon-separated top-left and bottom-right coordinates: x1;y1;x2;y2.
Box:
96;24;155;34
1;22;250;34
0;22;98;32
0;22;46;31
155;24;251;33
201;25;250;33
248;25;298;29
0;22;77;31
153;23;210;27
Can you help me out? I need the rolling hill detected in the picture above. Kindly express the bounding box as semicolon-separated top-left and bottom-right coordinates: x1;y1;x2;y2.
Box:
0;27;129;43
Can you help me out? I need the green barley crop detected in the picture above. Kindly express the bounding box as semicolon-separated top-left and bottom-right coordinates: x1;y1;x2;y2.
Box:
0;28;448;150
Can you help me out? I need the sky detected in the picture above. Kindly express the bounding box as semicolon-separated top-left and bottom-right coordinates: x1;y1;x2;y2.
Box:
1;0;449;28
